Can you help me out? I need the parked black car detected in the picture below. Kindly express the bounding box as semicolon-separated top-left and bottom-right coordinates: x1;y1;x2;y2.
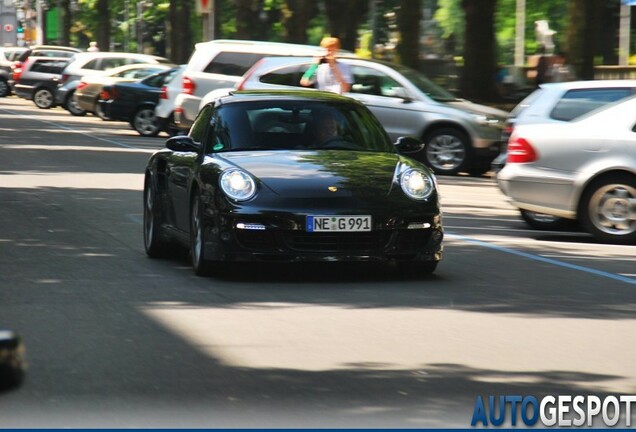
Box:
99;67;180;137
143;90;444;276
12;56;69;109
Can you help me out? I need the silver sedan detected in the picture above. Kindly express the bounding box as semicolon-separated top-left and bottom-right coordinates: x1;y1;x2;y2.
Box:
497;96;636;244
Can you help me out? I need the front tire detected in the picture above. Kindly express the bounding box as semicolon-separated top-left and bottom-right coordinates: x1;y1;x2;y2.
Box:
0;79;10;97
33;88;54;109
579;174;636;244
422;128;471;175
132;107;160;137
143;175;168;258
190;194;216;276
66;92;87;116
95;98;109;120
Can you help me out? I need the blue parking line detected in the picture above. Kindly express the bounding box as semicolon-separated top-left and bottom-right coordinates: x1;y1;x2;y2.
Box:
447;232;636;286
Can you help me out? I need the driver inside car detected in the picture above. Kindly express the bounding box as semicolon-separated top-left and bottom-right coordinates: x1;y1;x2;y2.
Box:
309;109;341;147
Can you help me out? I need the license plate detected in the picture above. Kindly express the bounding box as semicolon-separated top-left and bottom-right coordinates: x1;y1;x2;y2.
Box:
306;215;372;232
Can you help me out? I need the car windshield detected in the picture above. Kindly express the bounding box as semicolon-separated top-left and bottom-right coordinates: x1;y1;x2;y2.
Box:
209;100;394;153
389;63;458;102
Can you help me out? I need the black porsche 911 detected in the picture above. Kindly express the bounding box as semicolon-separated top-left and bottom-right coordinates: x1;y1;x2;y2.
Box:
143;90;443;276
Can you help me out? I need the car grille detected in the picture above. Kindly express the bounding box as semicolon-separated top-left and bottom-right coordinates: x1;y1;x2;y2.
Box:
234;229;432;254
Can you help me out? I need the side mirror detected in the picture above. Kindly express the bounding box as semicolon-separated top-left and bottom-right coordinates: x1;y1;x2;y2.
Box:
389;87;413;102
166;135;201;153
0;330;26;391
394;136;424;154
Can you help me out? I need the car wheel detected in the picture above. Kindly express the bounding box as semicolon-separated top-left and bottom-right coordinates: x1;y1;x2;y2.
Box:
65;92;87;116
397;260;438;277
95;100;108;120
166;113;183;137
519;209;574;231
579;174;636;244
190;194;216;276
422;128;471;175
0;79;10;97
143;175;168;258
33;88;54;109
132;107;160;137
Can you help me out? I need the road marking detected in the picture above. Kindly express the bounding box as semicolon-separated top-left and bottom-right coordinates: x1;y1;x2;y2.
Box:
447;232;636;285
0;108;146;150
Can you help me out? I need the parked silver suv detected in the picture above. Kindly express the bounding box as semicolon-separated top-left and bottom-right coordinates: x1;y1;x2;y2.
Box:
173;40;329;132
13;56;69;109
237;56;507;175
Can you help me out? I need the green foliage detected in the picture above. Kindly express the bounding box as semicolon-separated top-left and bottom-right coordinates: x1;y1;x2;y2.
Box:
434;0;463;48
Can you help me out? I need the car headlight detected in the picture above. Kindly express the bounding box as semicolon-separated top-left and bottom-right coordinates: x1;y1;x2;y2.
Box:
400;168;434;200
473;114;502;127
220;169;256;201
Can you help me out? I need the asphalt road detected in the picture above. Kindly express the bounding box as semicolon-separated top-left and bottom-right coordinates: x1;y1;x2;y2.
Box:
1;97;634;428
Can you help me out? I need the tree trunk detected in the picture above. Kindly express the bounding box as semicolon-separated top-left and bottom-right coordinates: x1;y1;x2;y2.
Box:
396;0;422;69
323;0;369;52
59;0;71;46
235;0;261;40
168;0;193;63
567;0;602;79
281;0;318;44
96;0;110;52
460;0;499;101
599;0;620;65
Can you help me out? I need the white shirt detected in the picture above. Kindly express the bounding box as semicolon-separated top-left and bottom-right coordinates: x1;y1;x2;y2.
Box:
315;61;353;94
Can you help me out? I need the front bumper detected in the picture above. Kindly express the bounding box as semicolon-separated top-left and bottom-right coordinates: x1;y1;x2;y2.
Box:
497;164;578;219
202;210;444;263
174;94;201;130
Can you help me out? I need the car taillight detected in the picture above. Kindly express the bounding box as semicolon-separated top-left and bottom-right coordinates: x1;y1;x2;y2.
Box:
12;59;27;82
100;87;117;101
77;81;88;91
182;76;195;95
507;135;537;163
159;85;168;99
61;73;70;83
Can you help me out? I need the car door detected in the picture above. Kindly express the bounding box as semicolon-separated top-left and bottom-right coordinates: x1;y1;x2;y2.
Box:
166;105;212;233
345;64;426;141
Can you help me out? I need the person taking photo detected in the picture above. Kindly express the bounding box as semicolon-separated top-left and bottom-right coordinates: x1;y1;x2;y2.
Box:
300;37;353;95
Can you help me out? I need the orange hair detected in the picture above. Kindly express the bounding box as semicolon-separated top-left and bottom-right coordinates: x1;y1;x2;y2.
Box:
320;37;341;50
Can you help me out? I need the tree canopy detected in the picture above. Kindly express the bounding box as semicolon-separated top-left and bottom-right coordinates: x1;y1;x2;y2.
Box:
42;0;624;101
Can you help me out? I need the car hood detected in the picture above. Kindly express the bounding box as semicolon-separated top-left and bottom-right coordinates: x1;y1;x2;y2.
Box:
446;99;508;119
215;150;415;199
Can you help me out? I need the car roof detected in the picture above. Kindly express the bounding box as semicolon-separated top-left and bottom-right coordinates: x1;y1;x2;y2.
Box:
27;45;81;52
193;39;353;56
99;62;175;74
244;55;417;79
69;52;169;61
540;79;636;90
214;89;356;106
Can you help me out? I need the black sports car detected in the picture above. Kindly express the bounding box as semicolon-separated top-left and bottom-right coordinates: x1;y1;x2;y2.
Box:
143;90;443;276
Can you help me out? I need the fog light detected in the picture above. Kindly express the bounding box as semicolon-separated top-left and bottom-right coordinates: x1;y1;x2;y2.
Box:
236;223;266;230
220;231;232;241
407;222;431;230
